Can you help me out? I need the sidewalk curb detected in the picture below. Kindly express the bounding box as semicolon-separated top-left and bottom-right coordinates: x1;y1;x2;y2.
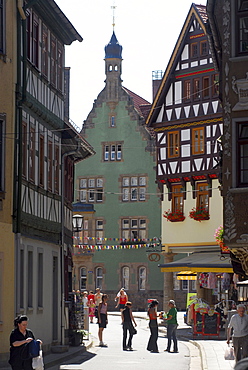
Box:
189;340;207;370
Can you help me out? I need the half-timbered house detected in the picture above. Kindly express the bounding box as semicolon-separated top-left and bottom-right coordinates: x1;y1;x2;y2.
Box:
11;0;94;354
146;4;224;308
207;0;248;278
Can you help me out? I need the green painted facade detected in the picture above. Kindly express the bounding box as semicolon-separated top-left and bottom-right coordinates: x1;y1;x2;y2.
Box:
74;32;162;310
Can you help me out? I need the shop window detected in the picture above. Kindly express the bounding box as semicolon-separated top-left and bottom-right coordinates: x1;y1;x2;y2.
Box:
192;127;204;155
138;266;146;290
168;131;179;158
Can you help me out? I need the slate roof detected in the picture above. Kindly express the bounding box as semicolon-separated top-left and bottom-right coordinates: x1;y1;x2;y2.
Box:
194;4;208;24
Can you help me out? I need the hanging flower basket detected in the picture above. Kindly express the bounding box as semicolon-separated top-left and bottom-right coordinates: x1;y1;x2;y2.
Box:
163;210;185;222
189;207;209;221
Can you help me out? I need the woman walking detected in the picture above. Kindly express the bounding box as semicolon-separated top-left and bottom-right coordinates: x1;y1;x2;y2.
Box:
147;300;159;353
121;301;137;351
115;288;128;313
164;300;178;353
98;294;108;347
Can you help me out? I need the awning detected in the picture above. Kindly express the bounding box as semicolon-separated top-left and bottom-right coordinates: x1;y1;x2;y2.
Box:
176;271;197;280
159;251;233;273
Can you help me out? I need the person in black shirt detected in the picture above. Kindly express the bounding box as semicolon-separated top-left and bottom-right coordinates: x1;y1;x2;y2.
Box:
121;301;137;351
9;315;42;370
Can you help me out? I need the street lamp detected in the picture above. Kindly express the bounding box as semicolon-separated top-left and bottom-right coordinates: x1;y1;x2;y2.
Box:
72;214;84;232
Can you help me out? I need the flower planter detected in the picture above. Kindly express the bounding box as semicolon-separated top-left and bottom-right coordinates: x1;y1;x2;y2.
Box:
169;217;185;222
192;215;210;221
163;210;185;222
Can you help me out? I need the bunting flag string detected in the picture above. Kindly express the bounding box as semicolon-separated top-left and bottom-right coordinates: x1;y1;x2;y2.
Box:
72;243;151;252
73;236;159;243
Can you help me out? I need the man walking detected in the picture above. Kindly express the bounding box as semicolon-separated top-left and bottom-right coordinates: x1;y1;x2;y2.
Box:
227;304;248;362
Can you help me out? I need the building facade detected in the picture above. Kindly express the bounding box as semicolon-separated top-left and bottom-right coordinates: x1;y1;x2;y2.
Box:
207;0;248;276
74;31;163;311
0;0;94;362
146;4;224;308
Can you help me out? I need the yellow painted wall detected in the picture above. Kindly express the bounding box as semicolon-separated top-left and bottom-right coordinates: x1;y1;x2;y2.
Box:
0;0;17;361
161;180;223;250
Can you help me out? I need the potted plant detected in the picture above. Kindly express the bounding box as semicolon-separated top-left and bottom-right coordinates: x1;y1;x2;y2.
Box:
214;225;229;253
69;329;87;346
189;206;209;221
163;210;185;222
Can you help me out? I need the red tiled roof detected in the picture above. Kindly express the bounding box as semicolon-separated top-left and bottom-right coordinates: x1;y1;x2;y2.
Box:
194;4;208;23
122;87;151;118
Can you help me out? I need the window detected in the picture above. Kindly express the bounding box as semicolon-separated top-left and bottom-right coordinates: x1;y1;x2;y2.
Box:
37;252;43;307
237;1;248;54
29;127;35;182
0;115;5;193
203;77;209;98
79;177;103;203
110;115;116;127
238;123;248;186
80;267;87;291
122;267;129;290
212;74;219;96
172;184;184;213
0;0;6;54
168;131;179;158
51;34;56;86
192;127;204;155
96;219;104;244
121;176;146;202
57;42;63;91
22;123;27;179
103;143;122;161
20;249;24;309
182;280;188;291
173;272;180;290
95;267;103;289
54;144;60;193
192;280;196;291
121;218;147;240
27;251;33;308
39;134;44;186
48;140;53;191
200;41;208;56
79;219;89;245
32;14;39;68
193;78;200;100
191;42;198;58
138;267;146;290
196;182;209;211
183;80;191;101
42;25;48;77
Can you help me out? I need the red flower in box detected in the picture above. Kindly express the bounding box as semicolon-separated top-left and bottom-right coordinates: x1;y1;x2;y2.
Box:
189;207;209;221
163;210;185;222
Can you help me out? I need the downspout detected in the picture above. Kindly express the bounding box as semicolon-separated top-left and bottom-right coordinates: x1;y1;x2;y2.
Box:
61;141;81;345
14;0;26;316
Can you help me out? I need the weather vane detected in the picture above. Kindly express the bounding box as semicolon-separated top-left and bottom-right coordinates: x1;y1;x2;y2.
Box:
111;2;116;30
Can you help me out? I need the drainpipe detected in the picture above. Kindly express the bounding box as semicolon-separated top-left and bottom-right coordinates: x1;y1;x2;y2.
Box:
61;141;81;345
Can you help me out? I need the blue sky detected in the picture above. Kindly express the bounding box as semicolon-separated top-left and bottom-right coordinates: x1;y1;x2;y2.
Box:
56;0;207;128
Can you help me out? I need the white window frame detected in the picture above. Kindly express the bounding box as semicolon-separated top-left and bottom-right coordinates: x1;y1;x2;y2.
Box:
139;266;146;290
122;266;129;290
80;267;87;291
96;267;103;289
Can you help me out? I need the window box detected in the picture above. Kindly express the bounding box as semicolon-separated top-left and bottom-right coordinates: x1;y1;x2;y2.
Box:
163;210;185;222
189;207;209;221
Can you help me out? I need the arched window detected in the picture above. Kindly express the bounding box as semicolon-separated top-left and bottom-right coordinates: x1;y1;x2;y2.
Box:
138;266;146;290
80;267;87;290
122;266;129;290
109;65;113;71
114;65;118;71
96;267;103;289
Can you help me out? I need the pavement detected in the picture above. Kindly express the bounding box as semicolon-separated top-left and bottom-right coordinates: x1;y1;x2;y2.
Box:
46;311;236;370
0;312;236;370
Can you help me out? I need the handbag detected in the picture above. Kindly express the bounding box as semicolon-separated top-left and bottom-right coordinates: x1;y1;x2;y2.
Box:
32;350;44;370
131;325;137;335
224;345;235;360
28;340;41;358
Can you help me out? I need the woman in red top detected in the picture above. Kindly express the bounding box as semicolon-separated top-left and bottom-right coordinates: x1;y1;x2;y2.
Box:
147;300;159;353
115;289;128;312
